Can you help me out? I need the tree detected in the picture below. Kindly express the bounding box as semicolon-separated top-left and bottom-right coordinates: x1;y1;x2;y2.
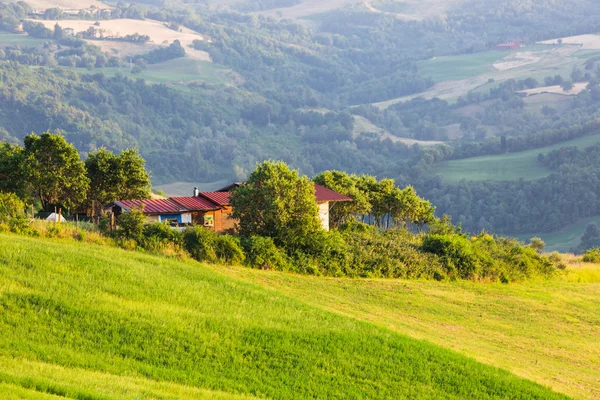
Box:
86;148;151;213
313;170;370;228
230;161;322;252
561;80;574;92
23;132;89;211
0;142;26;198
579;222;600;252
528;237;546;253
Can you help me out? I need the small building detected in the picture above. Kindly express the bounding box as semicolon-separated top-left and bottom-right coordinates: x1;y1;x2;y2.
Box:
496;40;523;50
64;28;75;36
105;198;193;225
106;183;351;232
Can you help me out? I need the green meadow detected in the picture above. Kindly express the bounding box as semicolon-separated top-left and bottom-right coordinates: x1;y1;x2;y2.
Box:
0;32;46;47
224;262;600;400
430;133;600;182
75;57;231;86
417;50;515;82
514;215;600;253
0;234;573;400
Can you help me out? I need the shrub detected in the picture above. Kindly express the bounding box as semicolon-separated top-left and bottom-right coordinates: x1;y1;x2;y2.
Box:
582;248;600;263
422;234;480;279
528;237;546;252
548;252;562;263
115;209;146;243
0;192;25;223
183;226;218;263
214;235;245;265
242;236;290;271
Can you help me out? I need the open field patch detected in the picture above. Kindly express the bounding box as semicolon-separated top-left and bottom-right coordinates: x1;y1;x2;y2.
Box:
0;234;569;400
514;215;600;253
7;0;109;11
540;34;600;50
374;45;583;109
154;179;230;196
520;82;589;96
430;133;600;182
353;115;443;146
32;19;209;59
223;262;600;400
0;32;47;47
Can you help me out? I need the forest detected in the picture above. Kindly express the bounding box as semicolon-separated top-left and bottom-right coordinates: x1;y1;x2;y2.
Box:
2;0;600;242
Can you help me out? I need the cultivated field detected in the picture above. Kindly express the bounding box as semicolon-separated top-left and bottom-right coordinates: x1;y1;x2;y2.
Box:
32;19;209;60
520;82;589;96
353;115;443;146
7;0;108;11
257;0;473;21
0;32;46;47
514;216;600;253
0;235;570;399
430;133;600;182
223;256;600;400
540;34;600;49
373;45;584;109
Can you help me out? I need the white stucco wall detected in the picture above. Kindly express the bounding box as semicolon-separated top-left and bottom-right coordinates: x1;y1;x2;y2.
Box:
181;213;192;224
318;202;330;231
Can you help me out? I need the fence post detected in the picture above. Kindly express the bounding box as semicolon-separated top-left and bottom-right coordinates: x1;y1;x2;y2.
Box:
58;208;62;224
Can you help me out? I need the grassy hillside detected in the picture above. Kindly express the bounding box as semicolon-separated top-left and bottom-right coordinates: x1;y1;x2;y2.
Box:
514;216;600;253
0;234;571;399
430;133;600;182
223;262;600;400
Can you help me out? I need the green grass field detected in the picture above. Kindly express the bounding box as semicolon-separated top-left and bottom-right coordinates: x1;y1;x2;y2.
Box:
75;57;231;86
0;234;574;399
418;50;518;82
0;32;46;47
223;263;600;400
514;215;600;253
431;133;600;182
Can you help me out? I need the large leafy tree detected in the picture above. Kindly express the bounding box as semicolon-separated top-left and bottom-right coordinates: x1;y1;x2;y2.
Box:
230;161;322;252
0;142;26;198
313;170;370;228
86;148;150;211
23;132;89;211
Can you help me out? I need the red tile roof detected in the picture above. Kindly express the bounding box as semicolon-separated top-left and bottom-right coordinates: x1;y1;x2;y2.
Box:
199;192;231;206
114;199;188;214
314;184;352;202
214;182;352;203
171;196;220;211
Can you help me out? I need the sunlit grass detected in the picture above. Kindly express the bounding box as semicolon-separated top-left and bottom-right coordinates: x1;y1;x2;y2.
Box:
0;233;569;399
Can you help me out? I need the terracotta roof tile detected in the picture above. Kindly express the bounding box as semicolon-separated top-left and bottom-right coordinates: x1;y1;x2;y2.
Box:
314;184;352;202
171;196;220;211
114;199;188;214
199;192;231;206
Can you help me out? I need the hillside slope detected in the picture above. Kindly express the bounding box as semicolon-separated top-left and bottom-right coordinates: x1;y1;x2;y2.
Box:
0;234;569;399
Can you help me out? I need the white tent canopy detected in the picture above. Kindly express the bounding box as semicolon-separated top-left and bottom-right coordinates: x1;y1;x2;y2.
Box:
46;213;66;222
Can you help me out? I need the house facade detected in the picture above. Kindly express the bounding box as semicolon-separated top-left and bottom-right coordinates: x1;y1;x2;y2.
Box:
106;183;351;232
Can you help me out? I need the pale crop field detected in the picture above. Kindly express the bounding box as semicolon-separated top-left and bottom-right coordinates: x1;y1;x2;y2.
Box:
32;19;209;60
7;0;108;11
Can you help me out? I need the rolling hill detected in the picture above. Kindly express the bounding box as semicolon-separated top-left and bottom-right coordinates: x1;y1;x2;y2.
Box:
0;233;579;399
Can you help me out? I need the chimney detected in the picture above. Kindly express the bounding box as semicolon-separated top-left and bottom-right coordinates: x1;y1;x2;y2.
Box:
193;187;199;197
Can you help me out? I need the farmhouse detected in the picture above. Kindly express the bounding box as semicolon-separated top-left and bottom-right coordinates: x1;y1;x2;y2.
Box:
496;40;523;50
105;183;351;232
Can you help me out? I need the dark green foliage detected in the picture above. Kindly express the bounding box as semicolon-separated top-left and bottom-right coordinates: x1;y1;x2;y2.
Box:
231;161;322;253
115;207;146;244
241;235;290;271
422;234;481;279
22;132;89;212
133;40;185;64
422;232;556;282
143;221;184;249
214;234;245;265
0;192;24;223
86;148;151;213
0;143;26;199
582;248;600;263
183;226;218;263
